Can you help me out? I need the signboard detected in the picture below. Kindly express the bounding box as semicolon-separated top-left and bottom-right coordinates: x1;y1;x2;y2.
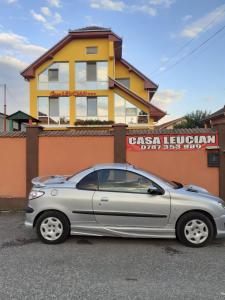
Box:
127;133;218;151
50;91;96;97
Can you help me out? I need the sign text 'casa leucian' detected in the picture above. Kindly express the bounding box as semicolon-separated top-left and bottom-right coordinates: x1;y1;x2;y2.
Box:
127;133;218;151
50;91;96;97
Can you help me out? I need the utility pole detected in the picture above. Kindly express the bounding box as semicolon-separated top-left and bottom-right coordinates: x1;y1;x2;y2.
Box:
0;84;7;132
3;84;6;132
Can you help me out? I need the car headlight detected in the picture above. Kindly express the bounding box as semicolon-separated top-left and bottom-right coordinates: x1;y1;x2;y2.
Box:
29;190;45;200
218;199;225;209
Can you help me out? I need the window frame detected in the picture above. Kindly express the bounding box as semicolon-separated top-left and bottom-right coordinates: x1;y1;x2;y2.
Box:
76;168;164;195
115;78;130;89
76;96;108;121
37;96;70;126
76;171;99;191
86;46;98;54
75;61;108;90
38;61;69;90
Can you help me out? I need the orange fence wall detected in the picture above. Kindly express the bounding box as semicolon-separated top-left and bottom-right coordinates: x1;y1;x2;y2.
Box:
127;149;219;196
39;136;114;176
0;133;220;201
0;138;26;197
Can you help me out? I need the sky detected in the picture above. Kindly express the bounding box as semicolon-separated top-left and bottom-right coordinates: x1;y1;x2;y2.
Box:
0;0;224;123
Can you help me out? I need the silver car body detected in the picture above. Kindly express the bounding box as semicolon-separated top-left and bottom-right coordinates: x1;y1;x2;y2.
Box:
25;163;225;239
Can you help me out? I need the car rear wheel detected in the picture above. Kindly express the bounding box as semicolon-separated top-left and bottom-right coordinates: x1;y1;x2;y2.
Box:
176;212;215;247
36;211;70;244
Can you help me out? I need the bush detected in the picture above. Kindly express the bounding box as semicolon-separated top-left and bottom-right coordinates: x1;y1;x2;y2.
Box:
75;119;114;126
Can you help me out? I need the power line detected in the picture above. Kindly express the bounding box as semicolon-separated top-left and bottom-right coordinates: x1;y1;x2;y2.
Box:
156;23;225;76
151;5;225;75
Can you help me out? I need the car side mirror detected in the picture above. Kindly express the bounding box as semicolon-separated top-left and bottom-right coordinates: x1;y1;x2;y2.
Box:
147;185;163;195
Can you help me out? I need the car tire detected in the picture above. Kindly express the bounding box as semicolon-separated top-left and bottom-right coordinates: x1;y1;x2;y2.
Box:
176;212;215;247
36;211;70;244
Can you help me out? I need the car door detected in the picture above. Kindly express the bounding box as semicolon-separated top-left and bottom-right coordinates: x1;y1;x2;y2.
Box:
65;171;98;226
92;169;170;228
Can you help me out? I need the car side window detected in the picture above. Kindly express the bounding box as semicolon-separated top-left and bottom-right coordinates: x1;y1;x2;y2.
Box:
97;169;153;194
76;171;98;191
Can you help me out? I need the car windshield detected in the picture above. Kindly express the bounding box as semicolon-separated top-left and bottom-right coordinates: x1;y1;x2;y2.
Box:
133;166;183;189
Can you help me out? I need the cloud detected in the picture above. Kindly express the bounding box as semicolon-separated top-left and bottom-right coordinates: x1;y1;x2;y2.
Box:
0;31;47;114
41;7;52;17
149;0;175;8
152;89;185;110
30;9;63;31
182;14;192;22
89;0;173;16
0;56;29;114
130;4;156;16
90;0;125;11
31;10;46;23
47;0;61;8
202;96;215;102
181;4;225;38
0;32;47;58
5;0;17;4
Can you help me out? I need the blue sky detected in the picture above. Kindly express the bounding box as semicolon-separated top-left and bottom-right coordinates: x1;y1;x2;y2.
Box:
0;0;224;123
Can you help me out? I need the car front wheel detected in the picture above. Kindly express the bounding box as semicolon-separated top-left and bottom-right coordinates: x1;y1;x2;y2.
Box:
176;212;215;247
36;211;70;244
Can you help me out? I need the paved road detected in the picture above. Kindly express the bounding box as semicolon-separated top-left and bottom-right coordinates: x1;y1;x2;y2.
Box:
1;212;225;300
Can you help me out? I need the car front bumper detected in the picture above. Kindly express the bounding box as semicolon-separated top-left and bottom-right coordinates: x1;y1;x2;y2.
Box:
215;215;225;238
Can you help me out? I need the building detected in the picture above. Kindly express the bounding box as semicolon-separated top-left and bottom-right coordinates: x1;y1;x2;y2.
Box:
156;117;186;130
21;26;165;129
0;113;9;131
204;105;225;128
7;110;40;131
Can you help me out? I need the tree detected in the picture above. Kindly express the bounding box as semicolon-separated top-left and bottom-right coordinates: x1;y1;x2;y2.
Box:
174;110;211;129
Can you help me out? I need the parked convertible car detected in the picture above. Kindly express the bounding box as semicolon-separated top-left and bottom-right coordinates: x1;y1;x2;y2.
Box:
25;163;225;247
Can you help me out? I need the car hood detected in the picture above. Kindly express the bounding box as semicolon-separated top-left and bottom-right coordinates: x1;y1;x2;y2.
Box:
178;184;220;202
184;184;209;194
32;175;69;187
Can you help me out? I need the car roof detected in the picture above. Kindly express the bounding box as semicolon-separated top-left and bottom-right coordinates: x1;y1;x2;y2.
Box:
93;163;133;170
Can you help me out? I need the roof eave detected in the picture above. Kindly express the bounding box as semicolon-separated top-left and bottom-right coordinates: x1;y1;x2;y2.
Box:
109;78;166;122
21;30;122;80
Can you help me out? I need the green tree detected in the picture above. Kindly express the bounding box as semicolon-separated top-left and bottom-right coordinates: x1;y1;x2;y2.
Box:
174;110;211;129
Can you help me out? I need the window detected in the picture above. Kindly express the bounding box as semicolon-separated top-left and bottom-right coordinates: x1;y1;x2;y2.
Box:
76;96;108;121
48;69;59;82
97;169;153;193
114;93;148;124
87;62;97;81
38;62;69;90
38;96;70;125
87;97;97;116
207;152;220;167
75;61;108;90
116;78;130;89
86;47;98;54
77;172;98;190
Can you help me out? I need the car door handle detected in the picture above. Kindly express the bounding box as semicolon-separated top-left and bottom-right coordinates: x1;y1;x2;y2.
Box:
100;197;109;202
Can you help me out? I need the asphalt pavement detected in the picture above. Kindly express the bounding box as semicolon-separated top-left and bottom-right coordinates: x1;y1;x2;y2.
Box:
0;212;225;300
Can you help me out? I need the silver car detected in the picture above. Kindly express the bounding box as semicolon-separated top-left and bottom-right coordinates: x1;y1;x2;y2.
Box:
25;163;225;247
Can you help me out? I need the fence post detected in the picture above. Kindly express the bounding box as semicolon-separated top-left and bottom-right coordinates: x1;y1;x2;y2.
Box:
216;124;225;200
112;123;128;163
26;126;42;197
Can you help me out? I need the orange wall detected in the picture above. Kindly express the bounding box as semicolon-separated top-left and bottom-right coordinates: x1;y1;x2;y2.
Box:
0;135;219;199
127;149;219;196
39;136;114;176
0;138;26;197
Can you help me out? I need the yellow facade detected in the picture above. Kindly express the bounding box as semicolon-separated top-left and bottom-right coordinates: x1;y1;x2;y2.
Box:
25;27;163;129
